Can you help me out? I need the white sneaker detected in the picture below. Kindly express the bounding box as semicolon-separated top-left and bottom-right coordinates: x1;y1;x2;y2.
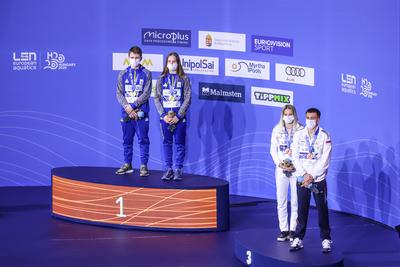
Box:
322;239;332;253
290;237;303;251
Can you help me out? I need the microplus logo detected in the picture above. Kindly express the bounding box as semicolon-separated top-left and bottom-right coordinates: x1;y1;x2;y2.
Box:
142;28;191;47
199;82;245;103
251;87;293;108
181;55;219;76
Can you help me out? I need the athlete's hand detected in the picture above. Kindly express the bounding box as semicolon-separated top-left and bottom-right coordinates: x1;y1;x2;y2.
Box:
170;116;179;124
129;110;138;120
125;105;133;115
164;115;172;124
302;173;314;187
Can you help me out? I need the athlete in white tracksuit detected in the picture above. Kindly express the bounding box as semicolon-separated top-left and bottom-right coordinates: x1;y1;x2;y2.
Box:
270;105;303;241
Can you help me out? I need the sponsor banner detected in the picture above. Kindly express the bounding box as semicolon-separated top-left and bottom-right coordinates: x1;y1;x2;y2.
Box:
12;52;38;71
199;82;245;103
198;31;246;52
142;28;191;47
112;53;163;72
181;55;219;76
360;78;378;99
43;52;76;70
341;73;357;95
225;58;270;80
251;86;293;108
251;35;293;56
275;63;314;86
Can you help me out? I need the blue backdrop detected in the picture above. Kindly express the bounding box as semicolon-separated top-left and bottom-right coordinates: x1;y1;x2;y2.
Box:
0;0;399;227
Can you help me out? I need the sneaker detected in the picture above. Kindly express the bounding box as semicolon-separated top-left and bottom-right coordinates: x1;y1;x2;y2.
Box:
173;169;183;181
289;231;295;242
277;231;290;242
321;239;332;253
115;163;133;175
290;237;304;251
161;168;174;181
139;165;149;177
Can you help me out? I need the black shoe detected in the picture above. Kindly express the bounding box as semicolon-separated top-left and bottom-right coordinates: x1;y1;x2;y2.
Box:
289;231;295;241
277;231;290;242
161;169;174;181
139;165;149;177
173;169;183;181
115;163;133;175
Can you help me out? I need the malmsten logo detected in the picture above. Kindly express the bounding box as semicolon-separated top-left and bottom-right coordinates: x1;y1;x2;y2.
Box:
199;82;245;103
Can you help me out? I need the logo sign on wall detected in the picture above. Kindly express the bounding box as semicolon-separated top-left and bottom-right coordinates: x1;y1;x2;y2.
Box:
341;73;357;95
360;78;378;99
44;52;76;70
199;82;245;103
251;86;293;108
252;35;293;56
198;31;246;52
112;53;164;72
275;63;315;86
12;52;38;71
181;55;219;76
142;28;191;47
225;58;270;80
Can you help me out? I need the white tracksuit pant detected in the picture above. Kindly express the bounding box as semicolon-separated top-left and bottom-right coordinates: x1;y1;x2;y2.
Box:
275;166;298;232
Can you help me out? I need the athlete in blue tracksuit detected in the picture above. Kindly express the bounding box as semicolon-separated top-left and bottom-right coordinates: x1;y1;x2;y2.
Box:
154;52;191;181
116;46;152;176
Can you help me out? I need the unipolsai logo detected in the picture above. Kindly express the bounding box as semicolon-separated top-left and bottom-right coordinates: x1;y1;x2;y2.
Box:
181;55;219;76
360;78;378;99
12;52;38;71
341;73;357;95
44;52;76;70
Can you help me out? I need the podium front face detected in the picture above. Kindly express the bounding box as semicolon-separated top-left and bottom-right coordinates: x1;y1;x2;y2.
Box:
51;167;229;232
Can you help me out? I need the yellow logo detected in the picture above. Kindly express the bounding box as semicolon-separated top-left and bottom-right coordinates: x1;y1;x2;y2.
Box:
206;34;212;47
141;59;153;67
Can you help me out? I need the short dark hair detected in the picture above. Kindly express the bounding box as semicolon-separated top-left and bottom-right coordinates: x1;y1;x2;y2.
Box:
306;107;321;118
128;46;142;57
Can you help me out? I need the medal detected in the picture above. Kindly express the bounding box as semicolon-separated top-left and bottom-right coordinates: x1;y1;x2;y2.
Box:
307;153;313;159
305;127;319;160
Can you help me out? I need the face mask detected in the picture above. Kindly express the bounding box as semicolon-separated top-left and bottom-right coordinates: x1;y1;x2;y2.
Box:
167;62;178;72
129;58;140;68
283;115;294;124
306;119;317;129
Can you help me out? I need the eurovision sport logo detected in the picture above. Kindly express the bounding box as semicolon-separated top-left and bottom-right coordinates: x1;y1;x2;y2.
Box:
251;87;293;108
225;58;270;80
252;35;293;56
199;82;245;103
198;31;246;52
112;53;164;72
142;28;191;47
275;63;314;86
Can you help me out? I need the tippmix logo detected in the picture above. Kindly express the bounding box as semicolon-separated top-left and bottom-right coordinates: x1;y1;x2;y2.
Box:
225;58;270;80
251;87;293;108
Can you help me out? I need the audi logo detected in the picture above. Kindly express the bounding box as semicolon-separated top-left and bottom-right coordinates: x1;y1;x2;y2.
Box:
285;66;306;77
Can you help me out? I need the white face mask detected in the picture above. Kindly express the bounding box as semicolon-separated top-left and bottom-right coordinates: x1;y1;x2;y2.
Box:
129;58;141;68
167;62;178;72
306;119;317;129
283;115;294;124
